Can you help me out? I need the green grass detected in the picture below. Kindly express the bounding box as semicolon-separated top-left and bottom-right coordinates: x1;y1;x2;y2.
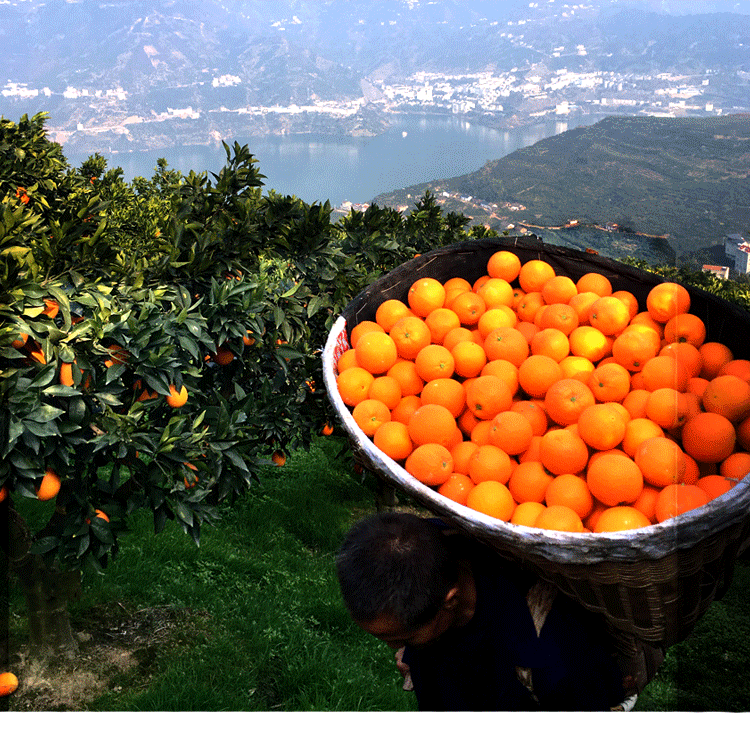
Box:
8;436;750;711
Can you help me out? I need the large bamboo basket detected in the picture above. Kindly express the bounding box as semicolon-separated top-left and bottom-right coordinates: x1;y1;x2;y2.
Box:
322;236;750;650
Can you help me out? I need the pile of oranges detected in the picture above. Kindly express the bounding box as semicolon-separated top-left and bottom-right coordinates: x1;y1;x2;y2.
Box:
335;251;750;534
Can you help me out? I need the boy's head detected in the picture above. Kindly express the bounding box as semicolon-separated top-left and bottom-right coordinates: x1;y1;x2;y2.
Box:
336;512;460;648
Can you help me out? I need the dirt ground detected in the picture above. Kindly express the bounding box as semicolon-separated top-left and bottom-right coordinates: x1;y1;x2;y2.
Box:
7;603;207;711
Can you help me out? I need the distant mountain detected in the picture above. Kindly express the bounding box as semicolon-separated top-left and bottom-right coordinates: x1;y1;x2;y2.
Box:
373;115;750;263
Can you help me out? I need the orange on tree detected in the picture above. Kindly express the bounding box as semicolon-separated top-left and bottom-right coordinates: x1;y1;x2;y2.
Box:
166;384;189;408
36;469;61;501
272;450;287;467
42;298;59;318
0;672;19;697
211;346;235;366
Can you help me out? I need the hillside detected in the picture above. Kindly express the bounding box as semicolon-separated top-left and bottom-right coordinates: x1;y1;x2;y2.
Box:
373;115;750;264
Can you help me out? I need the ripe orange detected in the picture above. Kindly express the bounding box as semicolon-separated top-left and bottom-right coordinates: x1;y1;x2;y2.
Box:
449;291;486;326
593;506;651;533
639;354;690;393
587;361;631;403
337;366;375;407
388;359;425;397
421;377;466;418
483;327;529;366
355;330;399;375
621;417;665;457
586;454;643;506
408;277;446;317
536;303;579;336
612;289;640;320
166;384;189;408
352;398;391;437
696;474;736;500
518;259;556;293
534;505;585;533
576;272;612;297
466;480;516;522
487;411;534;456
720;452;750;481
375;299;411;333
544;473;593;519
511;501;546;527
392;394;422;425
646;282;691;323
452;441;480;475
508;461;554;504
543;378;595;427
516;291;546;323
568;291;600;325
645;388;691;431
408;403;459;448
414;344;455;382
577;403;628;451
541;275;578;305
424;307;462;344
517;354;563;399
611;328;660;372
738;415;750;451
481;358;519;395
37;469;61;501
373;421;414;461
487;250;522;282
654;484;710;523
660;341;702;379
588;295;631;336
530;328;570;362
465;374;514;420
476;277;515;309
477;306;518;338
59;361;75;387
467;444;513;484
42;298;60;318
351;319;386;347
438;473;476;505
405;443;454;486
337;348;359;372
702;374;750;423
698;341;734;379
511;400;549;436
681;412;737;464
559;355;596;383
104;344;130;368
538;428;589;476
718;359;750;384
368;375;402;410
451;339;487;378
0;672;19;697
568;325;611;363
634;436;686;488
389;316;432;360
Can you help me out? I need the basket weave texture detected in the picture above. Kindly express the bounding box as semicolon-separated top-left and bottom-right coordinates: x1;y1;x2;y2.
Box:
322;236;750;648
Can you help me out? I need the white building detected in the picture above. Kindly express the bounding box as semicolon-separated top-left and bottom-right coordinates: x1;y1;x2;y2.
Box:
725;234;750;275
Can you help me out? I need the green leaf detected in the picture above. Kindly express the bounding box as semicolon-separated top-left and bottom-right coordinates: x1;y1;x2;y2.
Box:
30;537;60;555
30;403;65;422
28;365;56;389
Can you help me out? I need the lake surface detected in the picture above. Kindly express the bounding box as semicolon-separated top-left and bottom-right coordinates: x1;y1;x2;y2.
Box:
66;112;605;207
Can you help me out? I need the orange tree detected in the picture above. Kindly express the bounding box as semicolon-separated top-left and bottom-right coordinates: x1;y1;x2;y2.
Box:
1;113;494;655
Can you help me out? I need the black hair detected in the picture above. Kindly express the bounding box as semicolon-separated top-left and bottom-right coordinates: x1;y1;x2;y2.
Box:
335;512;459;631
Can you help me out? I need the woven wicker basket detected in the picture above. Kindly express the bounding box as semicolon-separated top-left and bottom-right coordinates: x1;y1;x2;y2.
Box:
322;236;750;650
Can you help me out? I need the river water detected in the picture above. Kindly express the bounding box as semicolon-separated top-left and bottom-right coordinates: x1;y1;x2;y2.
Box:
65;112;605;208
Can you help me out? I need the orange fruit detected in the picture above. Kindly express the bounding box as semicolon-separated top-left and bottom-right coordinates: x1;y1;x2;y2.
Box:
508;461;554;504
718;359;750;384
568;325;611;363
476;277;515;309
516;291;546;323
0;672;19;697
587;361;631;403
211;346;235;365
458;406;481;438
654;484;710;523
663;313;706;348
634;436;686;487
352;398;391;437
646;282;691;323
59;361;75;387
408;404;459;448
720;452;750;481
576;272;612;297
612;289;640;320
645;388;691;431
640;354;690;393
702;374;750;423
470;419;493;446
368;375;402;410
337;366;375;407
698;341;734;379
621;417;665;457
544;473;594;519
166;384;188;408
452;441;480;475
272;450;287;467
538;428;589;475
612;328;660;372
392;394;422;425
477;306;517;338
517;354;563;399
593;506;651;533
405;443;454;486
481;359;519;395
465;374;514;421
451;339;487;378
541;275;578;305
424;307;462;344
104;344;129;368
442;326;474;352
681;412;737;464
421;377;466;418
350;319;385;347
373;421;413;461
42;298;59;318
487;410;534;456
577;403;627;451
466;480;516;521
389;316;432;360
559;355;596;383
568;291;600;325
633;484;661;524
536;303;579;336
388;359;424;397
355;331;399;375
534;505;585;533
414;344;455;382
511;400;549;436
687;376;709;397
738;415;750;451
530;328;570;362
518;259;556;293
375;299;411;333
467;444;513;484
408;277;446;318
472;275;490;293
483;327;529;366
444;277;472;293
487;250;522;282
449;291;486;326
696;475;736;500
510;501;546;527
660;341;702;379
588;295;631;336
621;388;650;420
337;348;359;373
37;469;61;501
438;473;476;505
543;378;596;427
586;454;643;506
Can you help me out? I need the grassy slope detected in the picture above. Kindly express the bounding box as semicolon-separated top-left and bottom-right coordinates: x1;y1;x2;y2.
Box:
8;436;750;711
